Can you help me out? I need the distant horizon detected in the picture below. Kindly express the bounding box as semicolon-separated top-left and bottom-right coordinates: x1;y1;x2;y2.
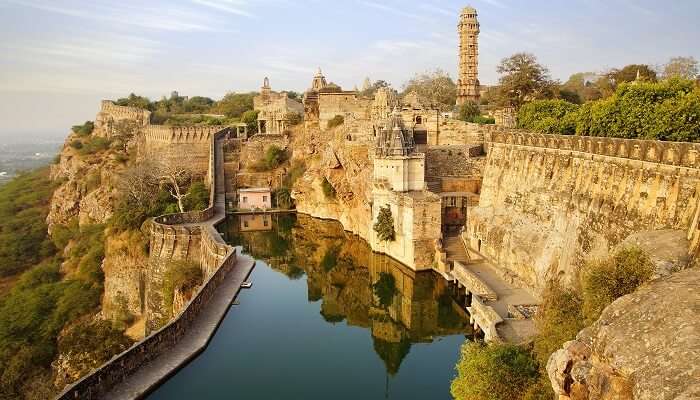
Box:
2;0;699;140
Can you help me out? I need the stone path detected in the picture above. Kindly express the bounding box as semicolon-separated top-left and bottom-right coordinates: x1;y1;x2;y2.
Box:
103;253;255;400
444;234;538;343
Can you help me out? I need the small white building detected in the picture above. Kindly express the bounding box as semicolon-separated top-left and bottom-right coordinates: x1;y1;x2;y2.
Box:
237;187;272;210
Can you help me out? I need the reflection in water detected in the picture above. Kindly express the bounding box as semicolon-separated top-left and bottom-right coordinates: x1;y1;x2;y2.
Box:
222;213;471;378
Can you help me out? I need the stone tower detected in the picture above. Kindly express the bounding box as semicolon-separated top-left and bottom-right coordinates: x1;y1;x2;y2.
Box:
456;6;480;105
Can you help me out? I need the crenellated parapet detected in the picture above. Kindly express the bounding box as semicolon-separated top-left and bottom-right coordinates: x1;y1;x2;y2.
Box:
144;125;227;144
489;131;700;169
96;100;151;129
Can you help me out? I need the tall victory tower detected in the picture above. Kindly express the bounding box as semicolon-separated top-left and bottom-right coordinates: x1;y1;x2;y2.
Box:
456;6;480;105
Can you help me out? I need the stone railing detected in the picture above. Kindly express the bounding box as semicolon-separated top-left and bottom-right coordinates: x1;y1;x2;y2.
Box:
56;130;234;400
467;296;503;342
453;261;498;301
489;131;700;168
144;125;230;144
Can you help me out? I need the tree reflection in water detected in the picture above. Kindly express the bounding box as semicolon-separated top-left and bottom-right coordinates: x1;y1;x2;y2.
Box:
221;213;472;377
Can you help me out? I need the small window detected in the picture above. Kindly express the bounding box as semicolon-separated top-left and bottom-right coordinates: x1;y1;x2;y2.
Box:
242;196;248;203
263;195;268;202
243;220;249;228
263;219;269;227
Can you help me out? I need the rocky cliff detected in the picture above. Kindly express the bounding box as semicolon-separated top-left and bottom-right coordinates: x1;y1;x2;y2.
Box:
547;267;700;400
290;123;374;241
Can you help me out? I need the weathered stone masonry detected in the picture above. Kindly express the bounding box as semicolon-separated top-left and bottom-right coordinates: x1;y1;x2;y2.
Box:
466;131;700;294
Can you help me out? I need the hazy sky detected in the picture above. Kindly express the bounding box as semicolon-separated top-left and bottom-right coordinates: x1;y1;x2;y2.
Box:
1;0;699;141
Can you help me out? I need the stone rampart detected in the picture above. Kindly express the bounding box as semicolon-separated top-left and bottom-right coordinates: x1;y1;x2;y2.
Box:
56;130;235;400
467;131;700;294
142;125;228;176
425;145;485;177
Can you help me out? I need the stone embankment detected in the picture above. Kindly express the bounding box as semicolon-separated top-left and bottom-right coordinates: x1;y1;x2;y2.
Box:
56;131;254;400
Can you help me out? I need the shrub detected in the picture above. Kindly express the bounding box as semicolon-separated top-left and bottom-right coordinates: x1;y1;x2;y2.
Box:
71;121;95;136
581;247;654;323
320;245;340;272
283;160;306;188
70;140;83;150
472;115;496;124
458;102;481;122
518;99;580;134
182;181;209;211
451;341;539;400
327;115;344;129
533;281;584;368
250;145;288;171
161;261;203;317
373;205;395;242
241;109;260;133
321;177;336;199
78;136;112;155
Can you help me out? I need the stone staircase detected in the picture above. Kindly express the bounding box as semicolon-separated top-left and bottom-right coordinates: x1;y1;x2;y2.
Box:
444;234;469;264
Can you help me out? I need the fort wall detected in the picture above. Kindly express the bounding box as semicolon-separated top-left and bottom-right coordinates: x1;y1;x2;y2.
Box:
142;125;226;176
319;93;372;128
95;100;151;136
466;131;700;294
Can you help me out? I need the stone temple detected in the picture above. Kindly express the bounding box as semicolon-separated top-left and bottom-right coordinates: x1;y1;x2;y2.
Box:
456;6;480;105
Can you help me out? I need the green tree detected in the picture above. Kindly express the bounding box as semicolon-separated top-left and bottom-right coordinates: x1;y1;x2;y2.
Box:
451;341;539;400
212;92;256;118
359;80;390;98
561;72;602;102
402;69;457;110
321;177;336;199
241;109;259;133
517;99;579;134
495;53;556;108
458;101;481;122
373;205;395;242
274;188;293;209
609;64;657;84
115;93;152;110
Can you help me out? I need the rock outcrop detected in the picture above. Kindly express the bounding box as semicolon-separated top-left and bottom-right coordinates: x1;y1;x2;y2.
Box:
547;268;700;400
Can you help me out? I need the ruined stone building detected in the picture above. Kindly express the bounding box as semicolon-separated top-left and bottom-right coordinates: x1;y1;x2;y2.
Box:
253;77;303;134
456;6;480;105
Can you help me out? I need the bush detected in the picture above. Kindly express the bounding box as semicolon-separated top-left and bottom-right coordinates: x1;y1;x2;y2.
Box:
283;159;306;188
70;140;83;150
518;99;579;134
321;177;336;199
77;136;112;155
533;281;584;368
161;261;203;317
451;341;539;400
327;115;344;129
241;109;260;133
319;245;340;272
71;121;95;136
182;181;209;211
581;247;654;323
250;145;288;171
458;102;481;122
472;115;495;124
373;205;395;242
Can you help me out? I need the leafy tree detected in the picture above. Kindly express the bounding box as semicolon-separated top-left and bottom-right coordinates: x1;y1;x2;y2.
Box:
533;281;584;368
495;53;556;108
287;91;300;100
457;101;481;122
182;181;209;211
241;109;259;133
517;99;579;134
663;56;699;80
402;69;456;110
71;121;95;136
115;93;152;110
212;92;256;118
161;260;203;317
373;205;395;242
451;341;539;400
561;72;603;102
608;64;657;84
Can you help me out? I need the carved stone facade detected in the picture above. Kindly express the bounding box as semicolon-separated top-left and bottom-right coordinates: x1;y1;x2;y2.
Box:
456;7;480;105
253;77;303;134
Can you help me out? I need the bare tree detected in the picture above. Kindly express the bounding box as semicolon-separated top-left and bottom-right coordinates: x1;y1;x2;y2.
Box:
152;154;199;213
118;159;161;208
663;56;699;80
